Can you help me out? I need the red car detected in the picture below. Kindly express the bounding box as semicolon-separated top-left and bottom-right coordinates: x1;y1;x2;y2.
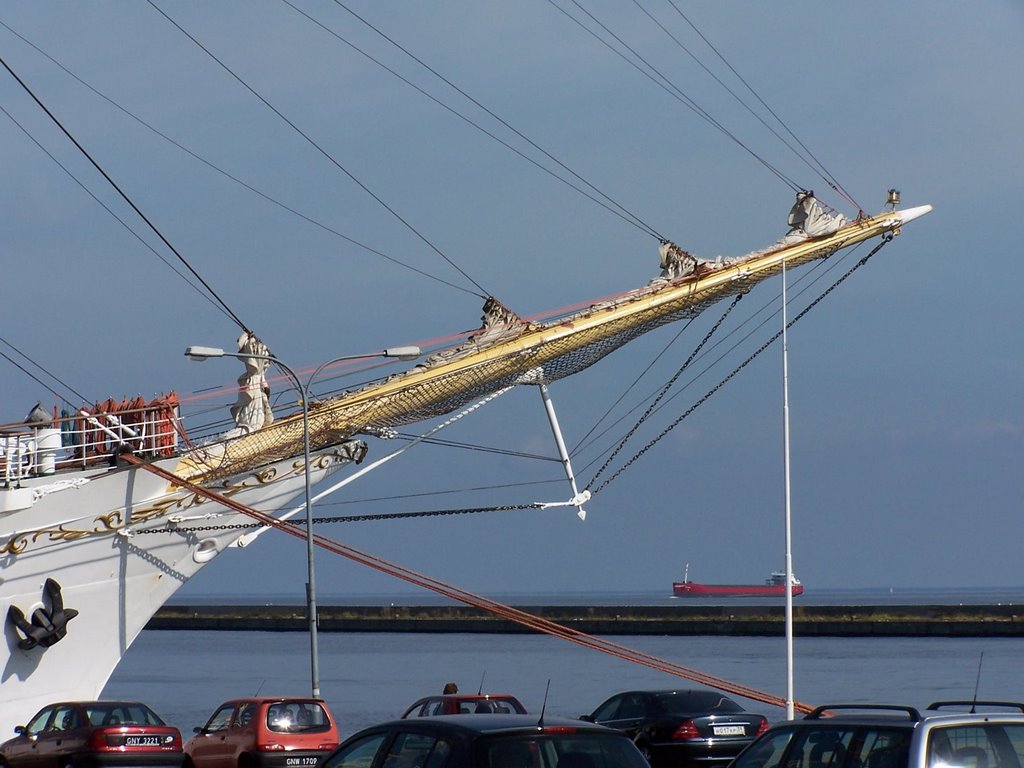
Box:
184;698;339;768
0;700;183;768
401;695;527;718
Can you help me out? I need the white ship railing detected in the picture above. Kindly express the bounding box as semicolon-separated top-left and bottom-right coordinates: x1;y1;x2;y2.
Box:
1;401;181;484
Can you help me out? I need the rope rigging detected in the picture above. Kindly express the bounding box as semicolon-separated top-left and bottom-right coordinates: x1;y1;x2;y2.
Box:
550;0;801;194
0;19;477;299
586;293;744;489
123;450;812;713
552;0;860;212
148;0;493;301
149;234;893;532
318;0;666;243
586;235;894;496
659;0;861;211
0;337;84;409
571;316;699;455
0;97;233;328
572;235;847;465
0;52;251;336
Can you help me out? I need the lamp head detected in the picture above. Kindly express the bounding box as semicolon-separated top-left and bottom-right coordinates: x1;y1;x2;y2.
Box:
383;346;422;361
185;345;226;360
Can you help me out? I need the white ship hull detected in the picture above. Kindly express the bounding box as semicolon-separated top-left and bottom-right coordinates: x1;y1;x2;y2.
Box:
0;442;360;736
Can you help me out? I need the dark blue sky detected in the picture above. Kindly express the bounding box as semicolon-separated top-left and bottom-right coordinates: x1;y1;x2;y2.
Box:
2;2;1021;597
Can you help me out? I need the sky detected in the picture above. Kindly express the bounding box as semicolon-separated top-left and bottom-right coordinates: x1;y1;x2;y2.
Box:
1;1;1022;600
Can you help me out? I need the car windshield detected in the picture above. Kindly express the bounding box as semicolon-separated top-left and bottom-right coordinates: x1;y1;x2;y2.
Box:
266;702;331;732
478;733;649;768
462;700;525;715
85;704;165;727
653;692;743;715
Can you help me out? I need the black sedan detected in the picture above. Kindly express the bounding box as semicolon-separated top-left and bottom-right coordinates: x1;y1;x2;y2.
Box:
321;713;649;768
580;690;767;768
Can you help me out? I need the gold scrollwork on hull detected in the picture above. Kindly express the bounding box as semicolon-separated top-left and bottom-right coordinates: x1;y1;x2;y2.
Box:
1;511;126;555
1;441;366;557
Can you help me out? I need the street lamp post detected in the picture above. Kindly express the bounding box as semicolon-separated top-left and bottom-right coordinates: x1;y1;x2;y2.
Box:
185;344;420;699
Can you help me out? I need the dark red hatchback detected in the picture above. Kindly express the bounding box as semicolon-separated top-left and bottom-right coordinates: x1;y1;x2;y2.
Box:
0;700;183;768
184;697;339;768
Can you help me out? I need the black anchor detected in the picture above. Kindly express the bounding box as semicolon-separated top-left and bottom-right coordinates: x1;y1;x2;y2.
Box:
7;578;79;650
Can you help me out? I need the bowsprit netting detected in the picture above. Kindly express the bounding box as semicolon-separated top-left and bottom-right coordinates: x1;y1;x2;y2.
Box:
176;209;913;485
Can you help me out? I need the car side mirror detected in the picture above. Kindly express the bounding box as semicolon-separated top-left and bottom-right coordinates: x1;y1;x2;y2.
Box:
14;726;26;736
579;715;595;723
193;726;203;734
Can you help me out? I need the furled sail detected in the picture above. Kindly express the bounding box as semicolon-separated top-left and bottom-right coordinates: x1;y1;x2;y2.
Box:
176;205;930;485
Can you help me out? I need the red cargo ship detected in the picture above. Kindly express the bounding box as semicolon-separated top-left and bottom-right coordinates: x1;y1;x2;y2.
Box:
673;567;804;597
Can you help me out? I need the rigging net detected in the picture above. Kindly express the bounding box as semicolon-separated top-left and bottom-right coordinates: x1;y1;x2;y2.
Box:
177;208;910;486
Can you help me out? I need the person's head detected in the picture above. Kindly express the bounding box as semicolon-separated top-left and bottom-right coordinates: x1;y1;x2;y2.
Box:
442;682;458;694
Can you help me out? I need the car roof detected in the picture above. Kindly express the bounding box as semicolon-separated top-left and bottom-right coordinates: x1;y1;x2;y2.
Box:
782;702;1024;728
595;690;741;705
801;704;924;723
609;689;724;695
357;713;619;736
417;694;521;701
216;697;327;705
925;700;1024;714
43;701;152;709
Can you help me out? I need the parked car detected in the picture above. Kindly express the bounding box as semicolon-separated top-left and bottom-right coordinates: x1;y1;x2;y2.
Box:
580;689;768;768
184;698;339;768
0;700;183;768
730;702;1024;768
402;695;528;718
321;713;649;768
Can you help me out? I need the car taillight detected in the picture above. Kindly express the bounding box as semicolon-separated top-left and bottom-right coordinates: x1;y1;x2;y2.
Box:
540;727;577;734
88;730;117;750
258;743;287;751
671;721;700;740
755;718;769;737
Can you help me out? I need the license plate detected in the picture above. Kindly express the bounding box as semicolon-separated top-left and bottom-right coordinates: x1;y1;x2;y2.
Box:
125;736;162;746
285;758;320;766
713;725;745;736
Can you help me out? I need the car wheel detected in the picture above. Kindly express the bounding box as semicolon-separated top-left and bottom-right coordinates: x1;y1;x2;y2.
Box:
633;739;653;765
239;754;256;768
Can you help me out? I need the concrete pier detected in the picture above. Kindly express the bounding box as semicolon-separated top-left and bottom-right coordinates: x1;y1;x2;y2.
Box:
148;604;1024;637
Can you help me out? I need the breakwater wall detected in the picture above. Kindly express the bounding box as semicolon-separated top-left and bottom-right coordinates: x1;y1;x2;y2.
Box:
148;604;1024;637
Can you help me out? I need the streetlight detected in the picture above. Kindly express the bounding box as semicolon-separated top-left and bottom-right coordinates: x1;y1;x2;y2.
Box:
185;344;420;698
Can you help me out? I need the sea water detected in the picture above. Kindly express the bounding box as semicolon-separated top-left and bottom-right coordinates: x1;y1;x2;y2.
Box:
102;625;1024;738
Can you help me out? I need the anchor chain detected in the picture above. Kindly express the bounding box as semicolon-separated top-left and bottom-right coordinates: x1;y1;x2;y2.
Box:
133;503;543;535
